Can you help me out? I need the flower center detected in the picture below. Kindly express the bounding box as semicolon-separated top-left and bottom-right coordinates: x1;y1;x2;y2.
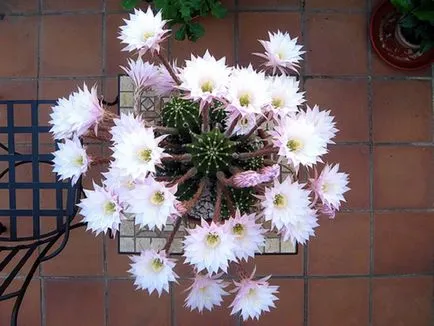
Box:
200;80;214;93
150;191;165;206
151;258;164;272
273;193;287;208
277;51;284;60
104;201;117;215
73;155;84;167
205;232;221;248
232;223;245;237
143;31;155;40
247;287;257;299
286;139;303;152
239;93;251;107
239;118;249;126
272;97;283;108
138;148;152;162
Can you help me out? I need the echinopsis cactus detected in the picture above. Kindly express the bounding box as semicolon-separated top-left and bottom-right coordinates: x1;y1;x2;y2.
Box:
49;7;350;321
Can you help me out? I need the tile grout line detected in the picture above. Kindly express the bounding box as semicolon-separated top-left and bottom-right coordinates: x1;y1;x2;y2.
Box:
366;0;374;324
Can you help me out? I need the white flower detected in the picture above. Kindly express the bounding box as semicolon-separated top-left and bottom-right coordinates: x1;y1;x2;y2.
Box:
179;51;231;110
129;249;178;296
226;210;265;261
311;163;349;210
121;58;160;91
226;65;270;117
78;182;124;235
49;84;104;140
280;213;319;245
125;177;179;230
302;105;338;145
271;114;327;168
111;125;167;179
260;177;315;231
230;273;279;321
227;112;257;136
185;273;229;312
52;135;90;185
119;8;169;55
255;30;304;74
265;76;305;119
183;220;237;274
110;112;145;145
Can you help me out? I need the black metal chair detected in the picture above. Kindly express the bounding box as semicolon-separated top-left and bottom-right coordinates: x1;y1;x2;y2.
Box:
0;100;84;326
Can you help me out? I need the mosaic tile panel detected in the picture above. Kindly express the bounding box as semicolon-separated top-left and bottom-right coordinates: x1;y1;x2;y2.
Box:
118;75;297;255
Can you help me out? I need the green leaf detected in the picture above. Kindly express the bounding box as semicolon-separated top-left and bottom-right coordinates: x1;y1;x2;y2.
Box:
121;0;139;10
391;0;413;13
210;1;227;18
187;22;205;41
175;25;187;41
179;3;192;20
413;9;434;22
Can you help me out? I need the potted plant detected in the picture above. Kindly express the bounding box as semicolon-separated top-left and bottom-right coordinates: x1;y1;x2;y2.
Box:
370;0;434;70
121;0;227;41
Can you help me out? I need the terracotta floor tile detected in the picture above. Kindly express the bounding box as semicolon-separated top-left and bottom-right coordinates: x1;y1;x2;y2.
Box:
173;280;238;326
238;0;299;8
372;277;433;326
108;279;171;326
40;15;103;77
40;224;104;276
244;279;304;326
105;13;134;75
323;145;370;209
371;53;432;77
0;17;38;77
1;0;39;13
238;12;301;67
44;279;105;326
373;146;433;209
305;78;369;142
305;0;365;9
0;80;37;100
0;279;41;326
373;80;432;142
42;0;102;11
106;234;131;276
309;278;369;326
170;14;235;66
308;213;370;275
305;14;367;75
242;250;304;276
374;212;434;274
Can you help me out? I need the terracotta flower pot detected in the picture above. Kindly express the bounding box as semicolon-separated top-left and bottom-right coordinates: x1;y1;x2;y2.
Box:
369;0;434;70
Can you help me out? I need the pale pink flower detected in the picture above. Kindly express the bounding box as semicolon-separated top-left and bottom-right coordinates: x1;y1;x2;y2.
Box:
230;271;279;321
121;58;160;91
254;30;304;74
129;249;178;296
154;62;178;96
319;203;337;219
185;273;229;312
310;163;349;210
119;8;169;55
280;213;319;245
232;164;280;188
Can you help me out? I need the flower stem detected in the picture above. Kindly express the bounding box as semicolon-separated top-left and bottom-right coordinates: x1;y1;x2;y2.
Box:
221;185;236;216
153;126;179;135
224;115;239;137
182;178;207;213
233;146;278;160
212;182;224;223
201;104;210;133
161;153;192;163
157;52;181;85
170;167;197;187
162;216;183;252
241;114;268;140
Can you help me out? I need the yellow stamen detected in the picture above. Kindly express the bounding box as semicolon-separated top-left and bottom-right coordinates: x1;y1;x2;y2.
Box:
74;155;84;166
286;139;302;152
273;194;287;208
143;31;154;40
150;191;165;206
201;80;214;93
151;258;164;272
239;94;251;107
138;148;152;162
205;232;221;248
272;97;283;108
232;223;245;237
104;201;116;215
